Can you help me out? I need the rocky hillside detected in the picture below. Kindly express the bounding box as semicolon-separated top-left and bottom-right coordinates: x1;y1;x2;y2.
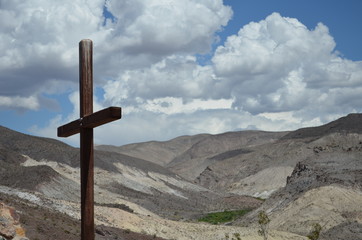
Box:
97;130;287;181
230;114;362;239
0;125;264;239
98;113;362;239
1;113;362;239
1;126;263;218
96;134;209;167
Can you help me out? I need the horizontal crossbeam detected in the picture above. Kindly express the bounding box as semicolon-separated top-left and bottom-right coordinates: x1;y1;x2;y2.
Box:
57;106;122;137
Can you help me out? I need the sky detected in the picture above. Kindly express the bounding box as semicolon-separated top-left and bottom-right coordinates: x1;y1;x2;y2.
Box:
0;0;362;147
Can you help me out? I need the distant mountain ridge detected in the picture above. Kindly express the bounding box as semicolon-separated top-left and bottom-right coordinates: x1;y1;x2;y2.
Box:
0;124;261;221
1;113;362;239
282;113;362;139
97;130;288;181
96;134;209;167
95;113;362;239
0;125;176;175
0;125;78;166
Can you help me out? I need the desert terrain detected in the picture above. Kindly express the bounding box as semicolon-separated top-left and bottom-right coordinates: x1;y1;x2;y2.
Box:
1;113;362;239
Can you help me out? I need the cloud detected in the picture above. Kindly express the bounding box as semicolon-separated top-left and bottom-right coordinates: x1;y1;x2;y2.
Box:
10;5;361;146
97;12;362;145
0;0;106;111
102;55;221;108
0;95;40;110
95;0;233;81
103;12;362;119
211;12;362;119
0;0;232;112
104;0;232;55
33;94;307;147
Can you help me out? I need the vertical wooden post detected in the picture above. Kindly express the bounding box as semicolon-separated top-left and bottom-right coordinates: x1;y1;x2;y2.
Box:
58;39;121;239
79;39;94;240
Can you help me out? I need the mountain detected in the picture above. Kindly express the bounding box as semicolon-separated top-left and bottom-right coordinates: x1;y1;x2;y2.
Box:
96;134;209;167
1;113;362;239
226;114;362;239
1;126;260;216
0;125;262;240
281;113;362;139
97;113;362;239
97;130;287;181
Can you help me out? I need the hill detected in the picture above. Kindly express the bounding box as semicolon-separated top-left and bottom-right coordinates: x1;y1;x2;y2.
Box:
0;125;262;239
97;113;362;239
1;113;362;239
97;130;287;181
281;113;362;139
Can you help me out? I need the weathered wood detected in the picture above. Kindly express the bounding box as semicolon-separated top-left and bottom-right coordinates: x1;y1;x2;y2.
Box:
57;107;122;137
79;39;93;117
81;106;121;128
57;119;81;137
80;127;94;240
79;39;95;240
57;39;122;240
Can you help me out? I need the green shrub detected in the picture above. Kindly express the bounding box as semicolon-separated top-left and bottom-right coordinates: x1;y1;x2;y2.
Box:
307;223;322;240
258;210;270;240
198;209;251;224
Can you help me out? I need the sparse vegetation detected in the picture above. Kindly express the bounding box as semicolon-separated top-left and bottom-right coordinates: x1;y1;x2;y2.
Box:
258;210;270;240
198;209;252;224
2;116;362;240
307;223;322;240
254;197;266;201
96;202;134;213
223;232;241;240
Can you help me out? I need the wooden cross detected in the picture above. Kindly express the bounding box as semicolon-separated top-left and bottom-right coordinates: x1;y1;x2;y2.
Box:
57;39;122;240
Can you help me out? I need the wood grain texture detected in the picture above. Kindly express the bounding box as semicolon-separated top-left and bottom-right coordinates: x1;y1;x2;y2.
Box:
56;39;122;240
57;107;122;137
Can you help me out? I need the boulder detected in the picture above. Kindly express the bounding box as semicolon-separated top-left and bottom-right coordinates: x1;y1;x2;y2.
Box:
0;203;28;240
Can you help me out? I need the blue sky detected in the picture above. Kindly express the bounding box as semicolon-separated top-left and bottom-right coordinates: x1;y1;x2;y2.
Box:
0;0;361;146
223;0;362;60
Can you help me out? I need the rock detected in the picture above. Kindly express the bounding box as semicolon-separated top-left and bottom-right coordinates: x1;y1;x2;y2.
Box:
0;202;29;240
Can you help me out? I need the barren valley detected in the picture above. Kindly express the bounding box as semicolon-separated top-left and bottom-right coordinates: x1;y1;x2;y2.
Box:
1;113;362;239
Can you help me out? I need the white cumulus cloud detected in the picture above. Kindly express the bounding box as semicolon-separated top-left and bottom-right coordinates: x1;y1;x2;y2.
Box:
0;0;231;111
211;12;362;120
6;4;359;146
